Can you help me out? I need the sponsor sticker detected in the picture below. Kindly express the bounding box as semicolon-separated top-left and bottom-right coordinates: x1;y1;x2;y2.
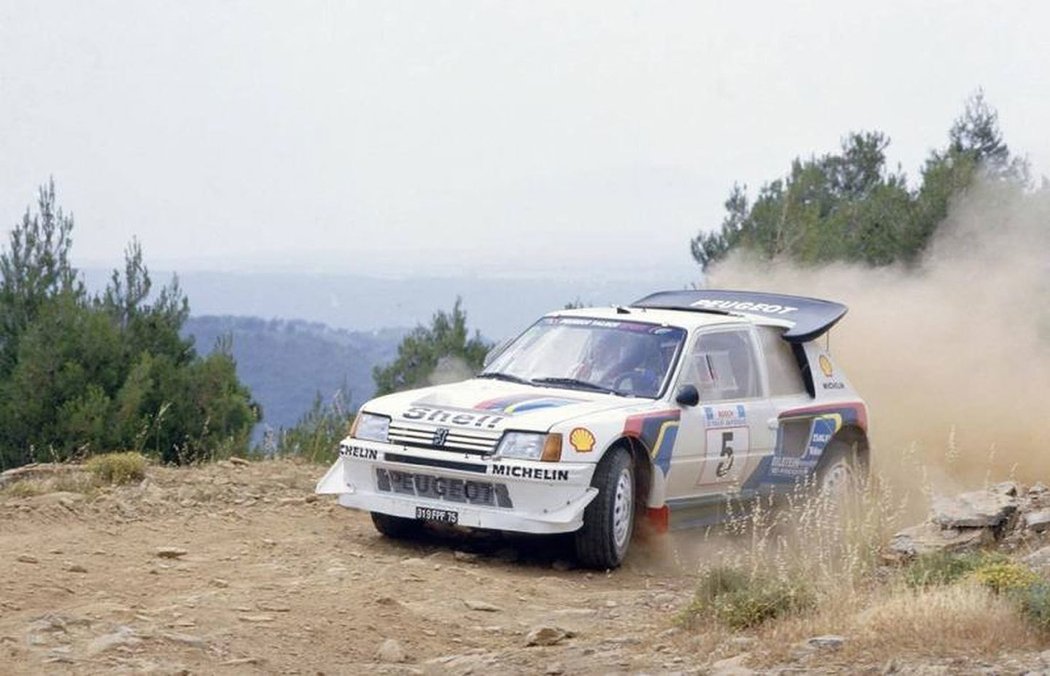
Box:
818;355;834;377
403;405;506;429
690;299;799;315
375;468;514;508
340;445;378;461
569;427;596;453
490;464;570;481
703;405;747;428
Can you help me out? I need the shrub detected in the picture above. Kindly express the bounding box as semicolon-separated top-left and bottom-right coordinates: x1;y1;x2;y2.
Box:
971;560;1039;595
680;566;814;630
1014;581;1050;631
902;551;1005;589
85;452;147;485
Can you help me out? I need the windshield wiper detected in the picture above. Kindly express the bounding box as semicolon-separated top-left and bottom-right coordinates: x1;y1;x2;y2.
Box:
477;372;531;385
531;377;622;396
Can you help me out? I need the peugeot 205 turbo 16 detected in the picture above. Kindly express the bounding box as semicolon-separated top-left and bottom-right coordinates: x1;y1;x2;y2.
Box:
316;290;869;569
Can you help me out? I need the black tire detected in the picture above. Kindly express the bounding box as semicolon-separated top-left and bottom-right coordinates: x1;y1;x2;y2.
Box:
575;447;635;569
370;511;422;539
816;438;868;498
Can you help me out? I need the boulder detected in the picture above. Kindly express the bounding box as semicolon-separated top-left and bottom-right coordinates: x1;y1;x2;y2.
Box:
931;490;1017;529
888;522;992;558
1025;509;1050;532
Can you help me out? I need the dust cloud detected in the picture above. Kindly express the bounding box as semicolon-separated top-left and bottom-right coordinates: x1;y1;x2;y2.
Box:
427;355;478;387
706;178;1050;494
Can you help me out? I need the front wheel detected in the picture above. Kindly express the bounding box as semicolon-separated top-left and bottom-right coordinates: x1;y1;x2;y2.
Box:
575;447;635;569
370;511;423;539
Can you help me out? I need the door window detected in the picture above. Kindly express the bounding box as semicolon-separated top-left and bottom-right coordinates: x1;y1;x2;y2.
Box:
682;329;760;401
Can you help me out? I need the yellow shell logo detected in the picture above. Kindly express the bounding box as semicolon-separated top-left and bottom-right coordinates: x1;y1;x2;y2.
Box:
818;355;834;377
569;427;596;453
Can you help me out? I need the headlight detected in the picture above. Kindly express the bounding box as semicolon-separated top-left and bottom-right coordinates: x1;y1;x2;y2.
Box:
351;413;390;442
495;432;562;462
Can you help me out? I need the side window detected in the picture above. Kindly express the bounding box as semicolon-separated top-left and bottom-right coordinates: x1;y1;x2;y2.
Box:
757;326;807;397
682;329;760;401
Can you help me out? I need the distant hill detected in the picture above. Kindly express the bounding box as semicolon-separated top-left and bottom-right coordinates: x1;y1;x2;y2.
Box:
183;316;405;437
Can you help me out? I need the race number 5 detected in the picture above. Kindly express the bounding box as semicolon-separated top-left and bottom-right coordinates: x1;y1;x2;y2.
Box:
704;426;749;481
716;431;735;477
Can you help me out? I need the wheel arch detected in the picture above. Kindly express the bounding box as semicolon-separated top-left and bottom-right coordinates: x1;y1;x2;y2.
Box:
824;424;870;471
606;435;655;511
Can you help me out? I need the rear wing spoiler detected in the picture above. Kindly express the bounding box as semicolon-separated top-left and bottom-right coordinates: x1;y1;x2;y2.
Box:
631;289;847;343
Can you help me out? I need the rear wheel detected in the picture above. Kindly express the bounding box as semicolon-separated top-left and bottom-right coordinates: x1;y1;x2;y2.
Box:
816;439;867;498
575;447;635;569
370;511;422;539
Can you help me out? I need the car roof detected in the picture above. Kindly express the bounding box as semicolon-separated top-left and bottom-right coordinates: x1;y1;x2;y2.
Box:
549;289;848;343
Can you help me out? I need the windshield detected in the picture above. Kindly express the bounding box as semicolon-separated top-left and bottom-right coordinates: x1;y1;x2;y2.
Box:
481;317;687;398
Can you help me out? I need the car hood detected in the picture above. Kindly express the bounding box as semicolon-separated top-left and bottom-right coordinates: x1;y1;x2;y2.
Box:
365;379;648;432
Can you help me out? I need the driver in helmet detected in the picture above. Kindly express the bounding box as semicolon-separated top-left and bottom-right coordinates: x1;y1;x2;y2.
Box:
575;331;661;396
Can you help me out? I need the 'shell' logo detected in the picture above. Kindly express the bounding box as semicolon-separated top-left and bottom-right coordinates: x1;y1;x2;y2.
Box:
432;428;450;447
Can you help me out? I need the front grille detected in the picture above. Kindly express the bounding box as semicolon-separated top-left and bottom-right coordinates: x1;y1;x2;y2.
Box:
388;421;501;455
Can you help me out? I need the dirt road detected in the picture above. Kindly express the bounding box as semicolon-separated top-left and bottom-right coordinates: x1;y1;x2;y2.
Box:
3;459;1048;675
0;459;713;674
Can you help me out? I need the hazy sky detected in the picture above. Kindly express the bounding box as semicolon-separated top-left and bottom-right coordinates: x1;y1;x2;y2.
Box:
2;1;1048;280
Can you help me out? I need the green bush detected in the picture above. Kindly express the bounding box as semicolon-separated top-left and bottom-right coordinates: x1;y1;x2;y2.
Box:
902;551;1007;589
86;452;147;485
1013;581;1050;631
679;566;814;630
265;392;352;464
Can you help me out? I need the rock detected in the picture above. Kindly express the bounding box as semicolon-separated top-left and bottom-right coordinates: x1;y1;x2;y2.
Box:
162;632;207;649
464;599;502;612
87;626;139;656
65;562;87;574
211;578;229;588
710;653;754;676
155;547;188;559
545;662;565;675
525;625;574;647
1025;509;1050;532
991;481;1019;497
16;555;39;564
653;592;677;606
237;614;275;623
931;490;1017;528
377;638;406;663
807;635;846;650
1023;546;1050;571
888;522;993;558
229;457;249;466
1030;483;1050;495
453;551;479;563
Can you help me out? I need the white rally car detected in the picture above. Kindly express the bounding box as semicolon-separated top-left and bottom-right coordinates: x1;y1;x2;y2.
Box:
317;290;869;569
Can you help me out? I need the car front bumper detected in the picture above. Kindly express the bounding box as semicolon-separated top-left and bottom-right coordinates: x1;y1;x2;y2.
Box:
315;439;598;534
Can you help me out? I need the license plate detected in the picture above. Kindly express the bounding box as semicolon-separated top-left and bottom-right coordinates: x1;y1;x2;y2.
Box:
415;506;459;524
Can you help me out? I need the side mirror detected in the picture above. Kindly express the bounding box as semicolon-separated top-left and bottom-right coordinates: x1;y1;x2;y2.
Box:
675;384;700;407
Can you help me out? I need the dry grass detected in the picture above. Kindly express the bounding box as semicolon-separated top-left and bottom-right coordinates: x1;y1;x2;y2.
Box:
853;583;1041;654
85;452;147;485
1;470;98;497
746;582;1043;666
